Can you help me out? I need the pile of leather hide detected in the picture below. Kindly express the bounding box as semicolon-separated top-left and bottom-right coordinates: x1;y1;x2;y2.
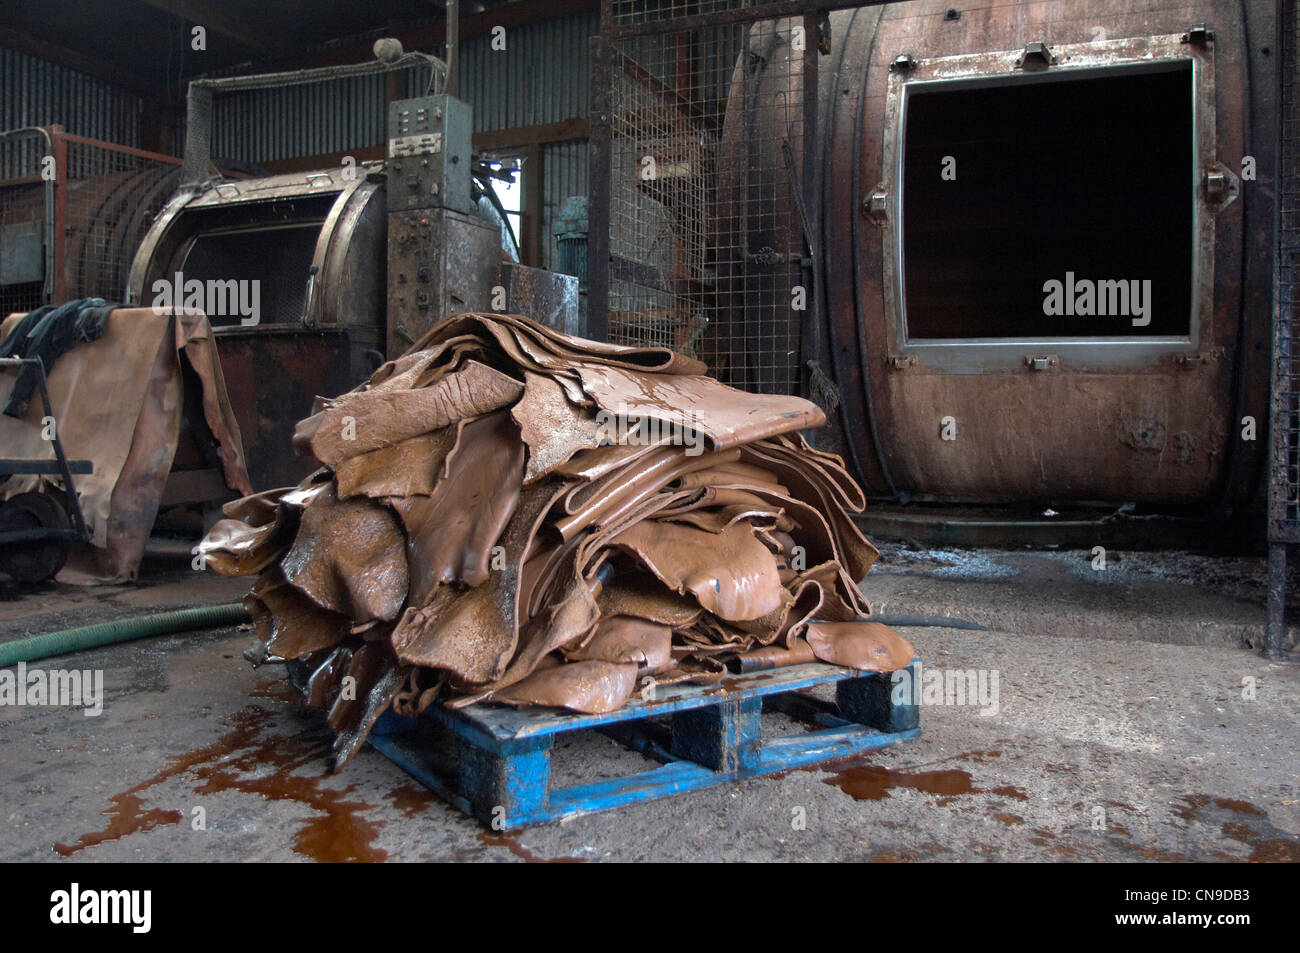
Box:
200;312;914;768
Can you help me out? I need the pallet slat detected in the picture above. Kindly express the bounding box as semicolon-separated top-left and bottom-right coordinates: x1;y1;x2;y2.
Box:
369;660;922;829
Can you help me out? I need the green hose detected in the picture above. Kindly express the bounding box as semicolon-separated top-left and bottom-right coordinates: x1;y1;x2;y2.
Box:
0;603;251;668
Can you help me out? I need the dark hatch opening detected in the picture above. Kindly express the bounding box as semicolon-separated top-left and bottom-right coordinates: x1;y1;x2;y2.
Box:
179;222;323;327
902;63;1194;340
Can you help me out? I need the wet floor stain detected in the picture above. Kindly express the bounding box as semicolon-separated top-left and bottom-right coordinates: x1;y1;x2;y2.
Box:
248;679;299;702
52;794;181;858
474;829;586;863
1175;793;1300;862
387;784;438;819
54;705;387;862
822;757;1028;806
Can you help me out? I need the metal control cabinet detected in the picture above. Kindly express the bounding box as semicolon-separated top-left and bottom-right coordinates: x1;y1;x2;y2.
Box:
386;95;475;216
386;208;500;357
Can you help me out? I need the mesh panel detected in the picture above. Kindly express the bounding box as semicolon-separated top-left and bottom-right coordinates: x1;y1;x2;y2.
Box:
611;0;752;28
0;130;50;318
1272;0;1300;537
604;6;809;395
0;132;182;319
61;140;182;304
178;223;322;327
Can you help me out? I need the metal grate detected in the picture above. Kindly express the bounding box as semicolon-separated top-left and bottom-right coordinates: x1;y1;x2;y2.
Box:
610;0;752;28
1271;0;1300;540
0;128;53;319
0;128;182;320
597;2;816;396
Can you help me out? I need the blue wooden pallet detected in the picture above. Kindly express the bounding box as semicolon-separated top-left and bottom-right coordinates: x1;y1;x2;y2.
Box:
368;659;921;829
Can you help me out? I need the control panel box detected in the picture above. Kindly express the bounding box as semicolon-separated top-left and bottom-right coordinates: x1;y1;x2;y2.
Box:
386;95;474;215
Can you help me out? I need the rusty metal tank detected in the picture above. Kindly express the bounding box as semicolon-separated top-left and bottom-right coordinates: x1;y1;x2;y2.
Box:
716;0;1278;535
126;166;389;490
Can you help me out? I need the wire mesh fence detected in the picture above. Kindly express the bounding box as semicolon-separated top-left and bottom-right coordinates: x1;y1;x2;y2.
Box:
1271;0;1300;540
599;2;813;396
0;128;182;319
0;128;53;318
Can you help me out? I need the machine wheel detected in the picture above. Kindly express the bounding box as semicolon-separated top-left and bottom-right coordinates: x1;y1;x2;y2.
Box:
0;491;72;583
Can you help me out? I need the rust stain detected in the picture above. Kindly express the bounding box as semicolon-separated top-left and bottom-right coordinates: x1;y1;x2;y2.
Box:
1172;793;1299;862
474;830;586;863
387;784;438;818
54;705;386;862
821;758;1029;804
1212;796;1264;816
53;794;181;858
249;678;299;701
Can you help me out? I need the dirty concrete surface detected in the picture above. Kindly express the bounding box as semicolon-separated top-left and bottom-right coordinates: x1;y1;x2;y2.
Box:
1;546;1296;863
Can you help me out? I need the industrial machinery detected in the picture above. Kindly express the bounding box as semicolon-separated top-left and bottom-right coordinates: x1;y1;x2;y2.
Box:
0;356;91;583
595;0;1280;545
126;40;578;490
0;126;187;319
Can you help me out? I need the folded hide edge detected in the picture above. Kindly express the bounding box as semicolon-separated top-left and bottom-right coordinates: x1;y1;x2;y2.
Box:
199;312;915;771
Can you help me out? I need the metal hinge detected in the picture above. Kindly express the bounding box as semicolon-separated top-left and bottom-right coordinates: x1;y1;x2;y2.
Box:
862;187;889;226
1015;42;1056;69
889;354;916;370
1023;355;1059;371
1203;161;1240;212
1181;23;1214;45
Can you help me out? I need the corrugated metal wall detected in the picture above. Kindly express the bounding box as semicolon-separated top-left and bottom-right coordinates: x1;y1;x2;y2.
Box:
208;12;598;164
409;12;598;131
542;138;589;271
210;13;597;270
211;74;389;163
0;47;143;145
3;11;595;270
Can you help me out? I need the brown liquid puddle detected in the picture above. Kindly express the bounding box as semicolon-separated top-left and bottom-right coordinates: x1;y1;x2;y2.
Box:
249;678;300;702
823;756;1028;805
52;794;181;858
475;829;585;863
1175;793;1299;862
387;784;438;818
55;704;387;862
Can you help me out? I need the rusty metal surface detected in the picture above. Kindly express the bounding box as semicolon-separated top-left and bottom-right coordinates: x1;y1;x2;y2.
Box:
501;261;581;336
591;0;1274;523
806;0;1271;509
386;208;501;356
127;167;393;490
214;331;354;491
201;312;910;764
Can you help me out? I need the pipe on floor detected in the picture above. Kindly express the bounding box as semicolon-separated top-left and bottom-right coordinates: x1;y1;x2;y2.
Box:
0;603;251;668
871;614;992;632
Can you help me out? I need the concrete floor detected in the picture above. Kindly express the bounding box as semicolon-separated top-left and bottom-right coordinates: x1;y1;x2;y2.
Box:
1;545;1296;863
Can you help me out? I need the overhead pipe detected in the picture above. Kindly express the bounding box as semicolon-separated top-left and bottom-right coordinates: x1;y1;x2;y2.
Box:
181;45;449;185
